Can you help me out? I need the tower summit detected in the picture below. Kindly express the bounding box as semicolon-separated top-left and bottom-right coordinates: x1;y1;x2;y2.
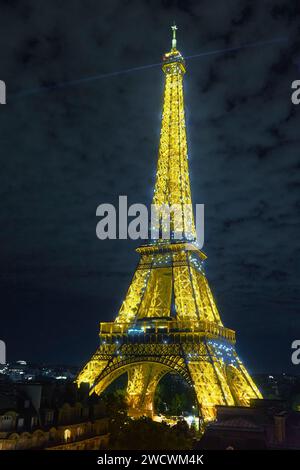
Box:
77;27;262;422
152;24;196;241
171;23;177;49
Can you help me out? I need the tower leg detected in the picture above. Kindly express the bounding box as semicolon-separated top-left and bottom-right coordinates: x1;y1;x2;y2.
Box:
126;363;167;418
184;343;235;422
188;360;235;421
185;342;262;421
227;362;262;406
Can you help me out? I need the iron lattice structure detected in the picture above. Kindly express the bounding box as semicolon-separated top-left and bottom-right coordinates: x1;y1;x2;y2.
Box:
77;29;262;422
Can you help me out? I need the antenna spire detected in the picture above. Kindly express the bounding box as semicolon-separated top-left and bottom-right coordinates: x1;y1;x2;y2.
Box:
171;22;177;49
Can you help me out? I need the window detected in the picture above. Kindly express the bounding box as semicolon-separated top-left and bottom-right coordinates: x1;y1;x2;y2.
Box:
64;429;71;442
0;415;13;431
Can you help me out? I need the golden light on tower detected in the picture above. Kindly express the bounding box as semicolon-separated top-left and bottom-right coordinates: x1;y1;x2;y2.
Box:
77;26;262;422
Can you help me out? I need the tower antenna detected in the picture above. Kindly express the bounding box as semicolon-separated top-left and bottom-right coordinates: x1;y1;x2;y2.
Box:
171;22;177;49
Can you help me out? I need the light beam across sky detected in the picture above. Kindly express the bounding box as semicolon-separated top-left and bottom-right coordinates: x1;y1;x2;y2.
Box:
11;36;287;99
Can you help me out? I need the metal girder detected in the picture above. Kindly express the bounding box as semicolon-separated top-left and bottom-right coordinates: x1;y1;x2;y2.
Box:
77;39;262;422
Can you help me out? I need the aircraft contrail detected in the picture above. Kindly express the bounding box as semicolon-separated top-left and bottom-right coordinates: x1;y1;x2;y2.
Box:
12;37;287;99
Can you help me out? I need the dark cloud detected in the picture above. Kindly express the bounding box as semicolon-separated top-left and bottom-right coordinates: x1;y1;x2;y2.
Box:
0;0;299;373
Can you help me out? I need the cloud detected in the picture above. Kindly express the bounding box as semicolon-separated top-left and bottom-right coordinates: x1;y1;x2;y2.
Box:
0;0;299;372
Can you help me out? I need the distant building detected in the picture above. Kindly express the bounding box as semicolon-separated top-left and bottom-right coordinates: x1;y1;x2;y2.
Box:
198;399;300;449
0;377;109;450
0;361;78;383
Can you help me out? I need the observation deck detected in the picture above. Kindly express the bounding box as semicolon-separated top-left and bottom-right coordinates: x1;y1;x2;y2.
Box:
99;318;236;345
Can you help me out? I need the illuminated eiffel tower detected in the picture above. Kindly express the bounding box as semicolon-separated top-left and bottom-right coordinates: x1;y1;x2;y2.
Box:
77;26;262;422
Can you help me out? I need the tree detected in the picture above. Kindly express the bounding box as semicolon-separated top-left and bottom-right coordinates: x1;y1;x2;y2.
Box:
108;416;195;450
169;393;184;416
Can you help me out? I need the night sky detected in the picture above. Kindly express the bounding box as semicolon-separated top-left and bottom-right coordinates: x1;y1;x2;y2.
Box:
0;0;299;374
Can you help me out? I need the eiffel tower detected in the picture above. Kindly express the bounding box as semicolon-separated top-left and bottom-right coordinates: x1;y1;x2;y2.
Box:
77;26;262;422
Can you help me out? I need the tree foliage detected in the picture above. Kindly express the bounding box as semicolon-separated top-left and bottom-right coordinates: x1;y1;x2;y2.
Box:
108;417;195;450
